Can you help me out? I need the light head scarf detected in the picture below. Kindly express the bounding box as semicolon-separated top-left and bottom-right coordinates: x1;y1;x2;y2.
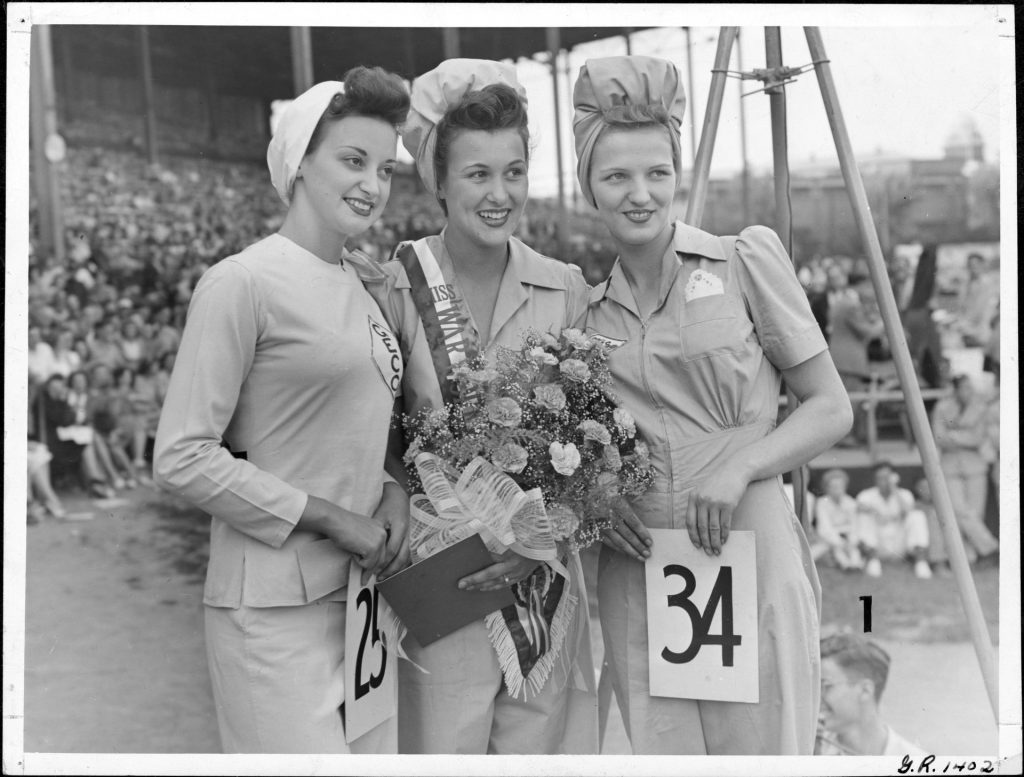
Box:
267;80;345;205
572;56;686;208
402;59;527;195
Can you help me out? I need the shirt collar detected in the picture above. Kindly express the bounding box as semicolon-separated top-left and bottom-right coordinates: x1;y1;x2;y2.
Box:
670;220;729;261
592;221;726;315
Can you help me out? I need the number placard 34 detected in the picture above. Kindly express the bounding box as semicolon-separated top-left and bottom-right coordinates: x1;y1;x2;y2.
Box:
344;564;397;743
644;529;759;703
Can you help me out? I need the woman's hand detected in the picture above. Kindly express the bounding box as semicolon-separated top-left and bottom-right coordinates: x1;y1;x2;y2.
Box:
299;495;389;574
685;465;752;556
458;550;541;592
601;497;652;562
374;482;411;580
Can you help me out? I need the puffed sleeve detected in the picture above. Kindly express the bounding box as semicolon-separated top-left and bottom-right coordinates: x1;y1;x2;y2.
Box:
153;260;307;548
733;226;828;370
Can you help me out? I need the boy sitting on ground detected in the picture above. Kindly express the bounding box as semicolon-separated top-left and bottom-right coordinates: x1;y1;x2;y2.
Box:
816;632;927;757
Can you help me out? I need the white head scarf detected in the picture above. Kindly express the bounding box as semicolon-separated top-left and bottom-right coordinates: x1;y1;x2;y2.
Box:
267;80;345;205
401;59;526;195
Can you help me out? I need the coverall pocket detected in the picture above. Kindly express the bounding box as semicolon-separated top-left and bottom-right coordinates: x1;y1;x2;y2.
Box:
679;294;748;363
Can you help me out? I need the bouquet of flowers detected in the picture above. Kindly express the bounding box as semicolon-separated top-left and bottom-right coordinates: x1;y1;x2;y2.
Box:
398;327;655;699
402;327;654;557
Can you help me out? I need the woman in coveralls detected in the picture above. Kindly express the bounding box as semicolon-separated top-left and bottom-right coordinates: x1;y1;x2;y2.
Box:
154;70;412;753
364;59;598;754
572;56;853;755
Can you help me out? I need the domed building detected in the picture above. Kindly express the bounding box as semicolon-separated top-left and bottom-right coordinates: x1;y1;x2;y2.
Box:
943;115;985;163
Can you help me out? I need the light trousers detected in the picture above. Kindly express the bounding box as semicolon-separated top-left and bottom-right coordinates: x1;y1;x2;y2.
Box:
944;470;999;558
205;600;396;753
397;554;597;754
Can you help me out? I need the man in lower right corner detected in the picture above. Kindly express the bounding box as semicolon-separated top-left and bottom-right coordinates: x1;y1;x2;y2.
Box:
815;632;928;757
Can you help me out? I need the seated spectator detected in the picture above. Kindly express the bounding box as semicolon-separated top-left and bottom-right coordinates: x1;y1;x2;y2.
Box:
815;469;864;571
909;477;952;577
118;318;147;369
38;373;112;498
855;461;931;579
148;306;181;361
827;267;883;447
28;326;58;384
112;364;158;479
50;329;82;379
816;632;927;757
83;365;137;489
28;440;68;522
86;320;125;371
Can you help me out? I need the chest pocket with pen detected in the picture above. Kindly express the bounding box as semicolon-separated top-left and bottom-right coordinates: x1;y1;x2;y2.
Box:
679;292;752;363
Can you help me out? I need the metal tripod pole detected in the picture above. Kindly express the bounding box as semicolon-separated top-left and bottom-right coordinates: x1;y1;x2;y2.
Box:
684;27;737;227
804;26;999;721
764;28;811;530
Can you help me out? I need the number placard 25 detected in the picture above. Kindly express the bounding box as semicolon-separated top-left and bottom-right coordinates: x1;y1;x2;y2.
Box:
644;529;759;703
344;565;397;743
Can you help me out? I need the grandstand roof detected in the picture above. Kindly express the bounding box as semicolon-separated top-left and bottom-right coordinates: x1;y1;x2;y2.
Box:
51;25;652;101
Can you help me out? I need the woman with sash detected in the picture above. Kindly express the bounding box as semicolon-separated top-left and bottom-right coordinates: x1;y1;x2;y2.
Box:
367;59;598;754
572;56;853;754
154;68;411;753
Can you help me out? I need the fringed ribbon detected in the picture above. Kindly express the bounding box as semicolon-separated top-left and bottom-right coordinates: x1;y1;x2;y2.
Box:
484;562;577;700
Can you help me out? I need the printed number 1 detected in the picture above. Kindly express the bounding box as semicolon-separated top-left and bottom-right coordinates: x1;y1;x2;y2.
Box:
860;595;872;632
354;586;387;700
662;564;742;667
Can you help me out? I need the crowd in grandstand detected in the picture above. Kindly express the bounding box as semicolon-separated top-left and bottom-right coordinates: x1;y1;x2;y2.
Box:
26;146;1002;575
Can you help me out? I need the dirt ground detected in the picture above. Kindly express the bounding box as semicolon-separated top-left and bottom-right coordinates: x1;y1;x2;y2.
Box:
16;484;1003;758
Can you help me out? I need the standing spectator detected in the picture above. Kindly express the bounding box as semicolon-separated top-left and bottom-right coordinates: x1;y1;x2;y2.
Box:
931;374;999;566
816;633;927;756
901;245;947;395
956;253;998;349
856;461;931;579
888;253;915;313
814;469;864;571
806;262;830;342
827;267;884;446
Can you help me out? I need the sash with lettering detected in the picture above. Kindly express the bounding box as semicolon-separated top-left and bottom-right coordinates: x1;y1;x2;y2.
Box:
395;237;576;699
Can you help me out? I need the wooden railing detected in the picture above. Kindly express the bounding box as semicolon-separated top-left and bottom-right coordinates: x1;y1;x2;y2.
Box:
780;375;951;458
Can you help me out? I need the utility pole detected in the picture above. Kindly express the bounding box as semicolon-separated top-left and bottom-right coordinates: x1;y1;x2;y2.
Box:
546;28;568;259
30;25;65;263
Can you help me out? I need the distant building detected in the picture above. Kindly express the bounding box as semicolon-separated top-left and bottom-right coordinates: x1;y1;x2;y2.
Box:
675;118;998;261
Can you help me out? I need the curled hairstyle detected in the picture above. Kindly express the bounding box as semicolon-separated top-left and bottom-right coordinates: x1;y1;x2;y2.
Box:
306;66;411;156
433;83;529;214
821;633;891;703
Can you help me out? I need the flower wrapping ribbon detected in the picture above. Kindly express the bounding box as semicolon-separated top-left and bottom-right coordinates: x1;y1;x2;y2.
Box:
407;452;575;698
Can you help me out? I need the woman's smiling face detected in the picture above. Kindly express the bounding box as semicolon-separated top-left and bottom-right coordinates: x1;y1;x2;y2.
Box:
437;128;528;253
589;125;676;250
294;114;399;240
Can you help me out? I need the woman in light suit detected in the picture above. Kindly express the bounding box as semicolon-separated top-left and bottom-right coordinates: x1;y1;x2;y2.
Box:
154;67;411;753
